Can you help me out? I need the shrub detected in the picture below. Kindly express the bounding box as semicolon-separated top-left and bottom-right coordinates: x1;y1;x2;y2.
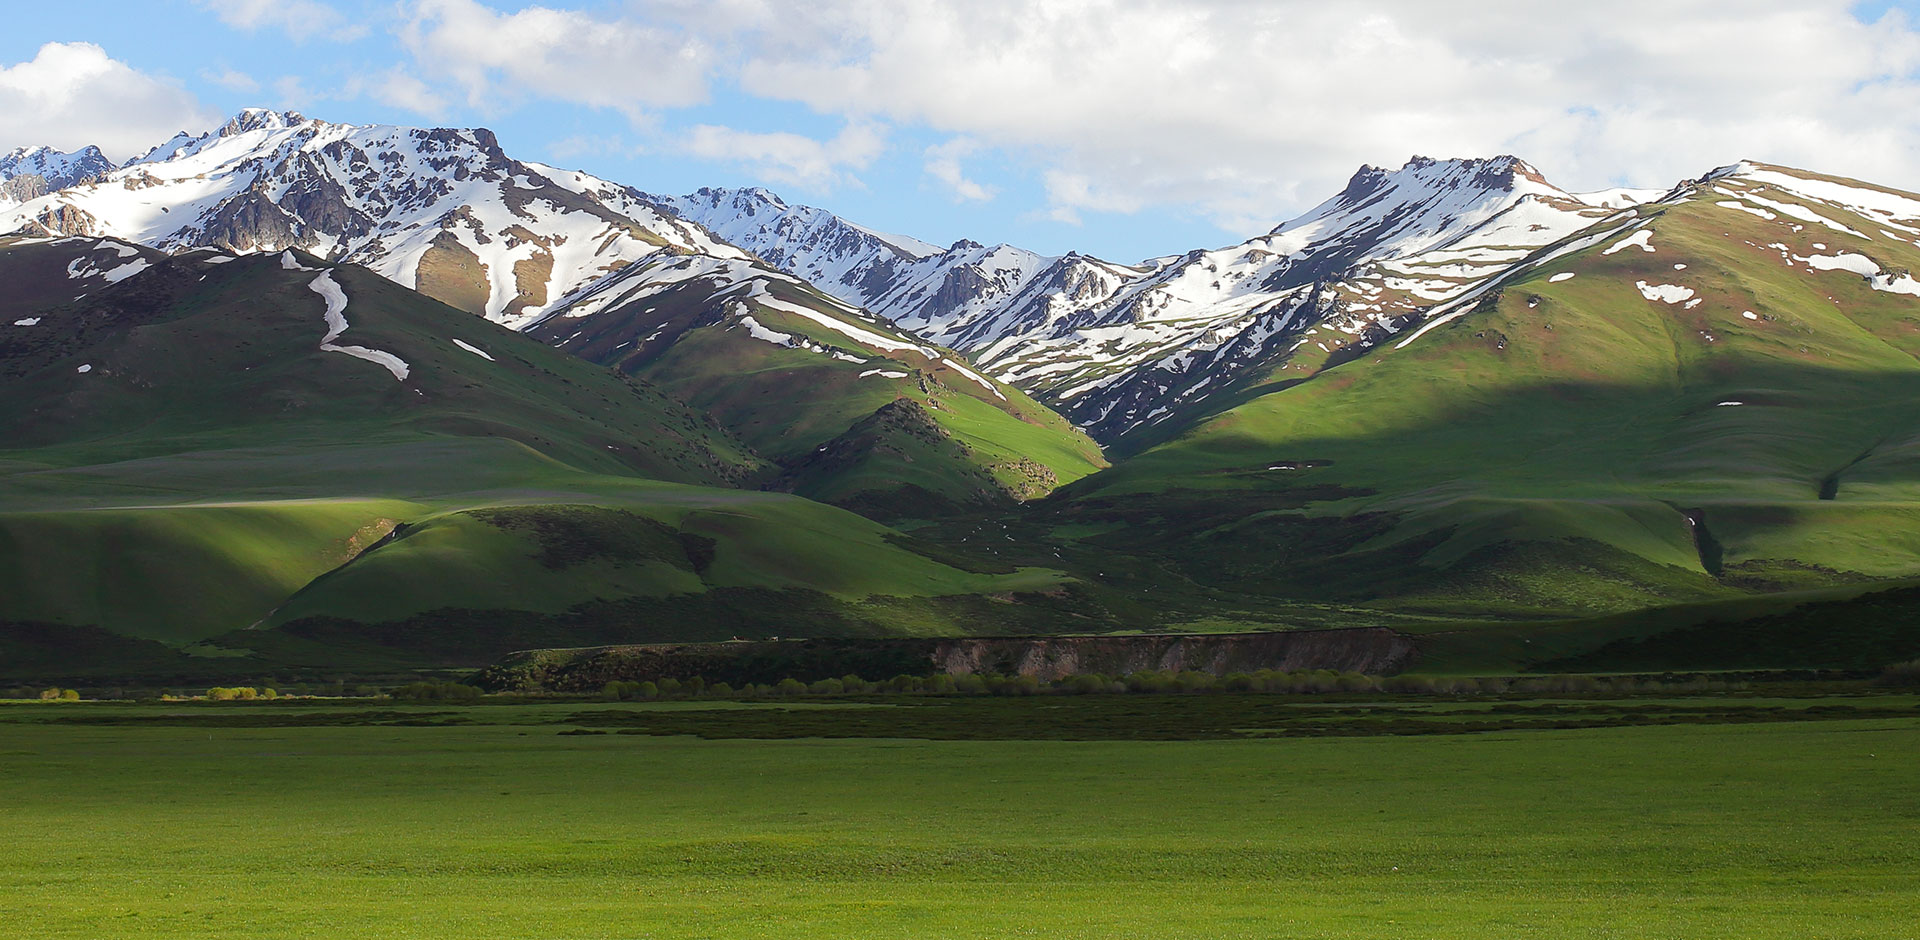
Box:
602;680;659;701
774;678;807;696
391;681;482;703
39;688;79;702
1059;673;1109;695
1877;659;1920;687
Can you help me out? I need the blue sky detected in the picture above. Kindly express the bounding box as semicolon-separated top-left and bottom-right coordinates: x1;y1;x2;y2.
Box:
4;1;1920;263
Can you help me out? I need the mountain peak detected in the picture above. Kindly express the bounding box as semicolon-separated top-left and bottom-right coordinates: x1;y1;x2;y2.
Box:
219;108;308;137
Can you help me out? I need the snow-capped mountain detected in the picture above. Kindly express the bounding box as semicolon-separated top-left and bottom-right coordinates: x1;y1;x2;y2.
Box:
648;186;941;291
6;109;1788;451
0;109;745;328
649;158;1666;440
0;145;114;206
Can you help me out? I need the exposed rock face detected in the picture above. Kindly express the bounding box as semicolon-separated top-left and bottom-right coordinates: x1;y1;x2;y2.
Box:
0;174;47;204
928;629;1419;680
0;145;113;199
472;628;1420;690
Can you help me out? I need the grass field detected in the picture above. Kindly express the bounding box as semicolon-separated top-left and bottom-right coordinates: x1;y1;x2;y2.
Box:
1;693;1915;938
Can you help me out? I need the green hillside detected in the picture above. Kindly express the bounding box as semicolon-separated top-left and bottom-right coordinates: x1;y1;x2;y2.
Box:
0;238;1076;670
1060;164;1920;619
530;255;1106;519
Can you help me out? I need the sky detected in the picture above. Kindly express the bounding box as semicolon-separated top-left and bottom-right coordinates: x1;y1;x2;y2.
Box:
3;0;1920;263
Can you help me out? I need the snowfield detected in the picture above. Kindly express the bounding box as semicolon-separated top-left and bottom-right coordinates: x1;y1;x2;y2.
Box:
309;271;410;381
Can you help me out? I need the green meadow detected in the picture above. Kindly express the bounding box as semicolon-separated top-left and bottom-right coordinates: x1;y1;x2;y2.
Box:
1;693;1915;939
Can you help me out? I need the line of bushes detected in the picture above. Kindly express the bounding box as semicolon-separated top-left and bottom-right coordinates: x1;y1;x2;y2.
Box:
1878;659;1920;687
593;669;1751;701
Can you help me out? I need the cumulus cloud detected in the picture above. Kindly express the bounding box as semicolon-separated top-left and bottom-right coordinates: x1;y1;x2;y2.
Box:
715;0;1920;229
397;0;711;122
0;43;219;161
383;0;1920;234
200;67;260;93
340;67;450;117
681;122;886;190
924;138;996;202
196;0;368;42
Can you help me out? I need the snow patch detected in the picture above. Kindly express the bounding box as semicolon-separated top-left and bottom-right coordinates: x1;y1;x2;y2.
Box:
1603;229;1655;254
1800;252;1881;278
308;271;409;381
859;369;909;379
737;314;796;346
1635;281;1695;304
1548;272;1576;283
12;318;39;326
942;357;1007;399
101;259;149;283
76;364;91;373
1716;200;1776;221
452;338;495;361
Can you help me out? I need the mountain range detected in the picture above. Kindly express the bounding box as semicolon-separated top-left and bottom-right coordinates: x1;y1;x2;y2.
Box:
7;108;1920;678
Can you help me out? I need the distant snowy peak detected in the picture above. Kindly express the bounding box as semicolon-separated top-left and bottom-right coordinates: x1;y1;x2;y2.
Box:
0;109;744;328
1262;155;1596;269
645;185;943;315
0;145;114;205
660;186;940;262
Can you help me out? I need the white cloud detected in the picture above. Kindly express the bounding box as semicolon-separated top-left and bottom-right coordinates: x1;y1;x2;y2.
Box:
201;67;260;93
681;122;886;190
379;1;1920;239
397;0;711;122
1040;170;1144;225
273;75;312;109
548;135;642;161
197;0;368;42
0;43;218;161
340;68;449;117
708;0;1920;233
924;138;996;202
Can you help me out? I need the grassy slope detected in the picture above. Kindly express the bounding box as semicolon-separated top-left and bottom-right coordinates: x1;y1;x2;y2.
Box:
0;241;1071;661
0;701;1913;938
1068;166;1920;620
533;260;1106;517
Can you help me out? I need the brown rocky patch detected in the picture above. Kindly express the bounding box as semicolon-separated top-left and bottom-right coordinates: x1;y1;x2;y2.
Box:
414;231;491;315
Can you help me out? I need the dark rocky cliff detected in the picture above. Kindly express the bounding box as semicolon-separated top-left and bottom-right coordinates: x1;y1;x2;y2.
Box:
475;627;1419;691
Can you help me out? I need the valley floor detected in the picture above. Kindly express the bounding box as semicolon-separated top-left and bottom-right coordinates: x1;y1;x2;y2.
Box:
1;693;1915;938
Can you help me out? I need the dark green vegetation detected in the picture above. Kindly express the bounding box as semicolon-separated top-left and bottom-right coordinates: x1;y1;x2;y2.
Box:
529;255;1106;517
11;164;1920;683
1;693;1914;937
1058;165;1920;623
0;238;1071;671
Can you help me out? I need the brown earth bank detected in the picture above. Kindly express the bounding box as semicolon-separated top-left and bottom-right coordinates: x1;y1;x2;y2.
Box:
472;627;1419;692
